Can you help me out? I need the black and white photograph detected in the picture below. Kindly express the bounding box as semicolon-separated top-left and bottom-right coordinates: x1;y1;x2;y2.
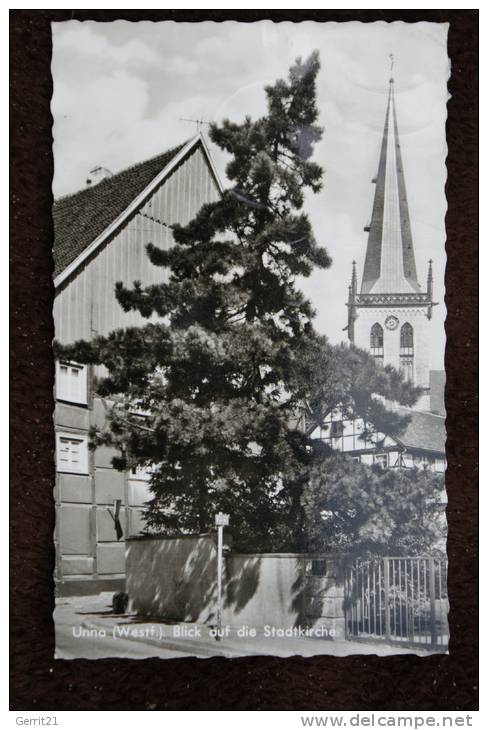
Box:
50;19;450;661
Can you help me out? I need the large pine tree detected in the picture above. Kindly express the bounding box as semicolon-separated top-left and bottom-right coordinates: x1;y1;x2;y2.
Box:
55;52;420;551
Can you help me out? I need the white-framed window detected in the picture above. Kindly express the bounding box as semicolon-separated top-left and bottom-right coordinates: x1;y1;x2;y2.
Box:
56;431;89;474
129;464;153;481
374;453;388;469
56;361;88;405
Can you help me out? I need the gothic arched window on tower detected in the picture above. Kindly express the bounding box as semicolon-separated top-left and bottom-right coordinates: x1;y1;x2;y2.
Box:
400;322;414;381
370;323;384;364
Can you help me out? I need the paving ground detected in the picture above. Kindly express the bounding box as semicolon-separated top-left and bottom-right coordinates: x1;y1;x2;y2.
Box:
54;592;434;660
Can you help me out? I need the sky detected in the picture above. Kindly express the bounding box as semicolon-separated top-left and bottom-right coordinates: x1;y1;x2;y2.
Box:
52;20;449;367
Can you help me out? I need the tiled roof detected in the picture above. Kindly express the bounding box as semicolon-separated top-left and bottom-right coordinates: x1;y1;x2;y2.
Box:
396;408;446;454
52;141;188;278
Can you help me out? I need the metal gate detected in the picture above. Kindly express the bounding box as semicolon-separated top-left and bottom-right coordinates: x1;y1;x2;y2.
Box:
345;557;449;649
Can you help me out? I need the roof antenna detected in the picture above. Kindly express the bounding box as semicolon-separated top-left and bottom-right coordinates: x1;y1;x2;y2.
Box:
179;117;211;133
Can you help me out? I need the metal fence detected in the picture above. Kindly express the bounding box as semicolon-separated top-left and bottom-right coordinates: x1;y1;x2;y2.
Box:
345;557;449;649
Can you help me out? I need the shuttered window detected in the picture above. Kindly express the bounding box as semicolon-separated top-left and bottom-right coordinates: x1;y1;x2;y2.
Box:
56;432;88;474
56;361;88;404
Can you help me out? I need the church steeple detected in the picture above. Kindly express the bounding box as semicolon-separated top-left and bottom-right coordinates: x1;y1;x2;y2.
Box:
361;75;420;295
346;63;437;407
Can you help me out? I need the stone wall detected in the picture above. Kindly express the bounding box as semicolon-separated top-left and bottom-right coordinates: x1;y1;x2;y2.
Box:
126;535;349;638
126;534;220;623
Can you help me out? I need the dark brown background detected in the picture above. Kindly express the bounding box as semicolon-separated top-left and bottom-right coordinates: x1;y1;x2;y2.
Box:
10;9;478;711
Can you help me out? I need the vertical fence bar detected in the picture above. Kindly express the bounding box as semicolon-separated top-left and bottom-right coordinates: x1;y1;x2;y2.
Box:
354;561;358;637
349;567;353;638
429;557;438;646
378;560;383;636
404;559;408;637
373;561;377;636
437;560;443;645
416;559;421;642
409;558;415;642
367;562;371;633
392;559;396;639
384;558;390;642
399;559;403;639
361;563;365;636
350;563;354;637
356;561;360;636
444;560;449;646
423;559;427;643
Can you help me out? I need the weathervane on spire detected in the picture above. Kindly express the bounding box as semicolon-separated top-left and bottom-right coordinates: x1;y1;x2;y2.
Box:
389;53;394;83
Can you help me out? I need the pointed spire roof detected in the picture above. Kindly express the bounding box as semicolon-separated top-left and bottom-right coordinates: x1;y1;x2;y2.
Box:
360;77;421;295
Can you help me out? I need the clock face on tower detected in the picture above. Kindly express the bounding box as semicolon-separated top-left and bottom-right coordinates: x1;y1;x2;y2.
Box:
385;315;399;331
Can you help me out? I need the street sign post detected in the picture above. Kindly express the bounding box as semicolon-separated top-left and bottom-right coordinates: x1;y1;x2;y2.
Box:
215;512;230;641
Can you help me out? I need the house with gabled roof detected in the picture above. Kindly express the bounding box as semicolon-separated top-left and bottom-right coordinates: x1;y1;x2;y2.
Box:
53;134;222;595
313;404;446;473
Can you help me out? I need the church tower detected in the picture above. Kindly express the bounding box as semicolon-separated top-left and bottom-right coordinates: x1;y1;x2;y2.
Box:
347;71;436;411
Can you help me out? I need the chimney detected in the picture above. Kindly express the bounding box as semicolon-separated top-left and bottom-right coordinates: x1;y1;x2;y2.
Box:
86;166;112;187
